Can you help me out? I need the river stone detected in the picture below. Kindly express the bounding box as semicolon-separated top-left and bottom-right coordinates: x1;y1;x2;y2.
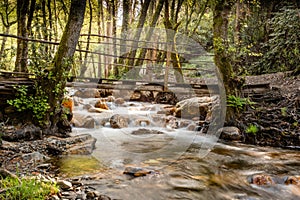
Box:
74;88;100;98
57;180;73;190
134;118;151;127
95;99;109;110
131;128;164;135
249;174;275;185
168;177;206;191
115;97;125;105
109;114;129;128
154;91;178;105
219;126;243;141
187;123;197;131
21;152;50;162
123;167;152;177
106;95;115;102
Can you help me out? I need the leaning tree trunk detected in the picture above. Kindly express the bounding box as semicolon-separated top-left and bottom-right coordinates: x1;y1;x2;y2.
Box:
42;0;86;134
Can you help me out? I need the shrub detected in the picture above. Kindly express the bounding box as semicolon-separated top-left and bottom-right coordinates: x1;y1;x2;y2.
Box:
0;176;59;200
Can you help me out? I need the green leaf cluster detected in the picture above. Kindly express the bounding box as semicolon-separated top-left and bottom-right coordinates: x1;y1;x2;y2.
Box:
0;175;59;200
246;124;258;135
227;95;256;111
7;85;50;125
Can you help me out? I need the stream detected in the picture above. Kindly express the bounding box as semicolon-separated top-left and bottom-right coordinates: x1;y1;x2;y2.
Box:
56;99;300;200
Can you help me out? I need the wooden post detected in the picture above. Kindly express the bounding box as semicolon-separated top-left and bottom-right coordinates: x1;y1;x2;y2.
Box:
164;47;171;91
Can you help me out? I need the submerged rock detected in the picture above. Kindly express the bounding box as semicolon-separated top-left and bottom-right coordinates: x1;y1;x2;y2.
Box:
123;167;152;177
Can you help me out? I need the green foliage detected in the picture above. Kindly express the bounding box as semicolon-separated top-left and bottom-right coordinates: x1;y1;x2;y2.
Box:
281;107;288;117
246;124;258;135
254;6;300;74
227;95;256;111
0;175;59;200
7;85;50;125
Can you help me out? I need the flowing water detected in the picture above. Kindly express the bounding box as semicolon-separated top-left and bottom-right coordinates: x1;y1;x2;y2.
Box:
57;100;300;200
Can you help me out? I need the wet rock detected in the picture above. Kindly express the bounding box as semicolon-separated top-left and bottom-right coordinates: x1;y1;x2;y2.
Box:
109;114;129;128
166;115;179;129
154;91;178;105
150;114;167;127
157;105;176;115
187;123;197;131
130;91;142;101
220;126;243;141
134;118;151;127
95;99;109;110
74;88;100;98
123;167;152;177
88;107;112;113
22;151;50;162
131;128;164;135
99;195;112;200
168;177;206;191
57;180;73;190
72;114;95;128
115;97;125;105
2;124;42;141
178;120;191;128
284;176;300;185
46;134;96;155
106;95;115;102
249;174;275;185
174;97;212;119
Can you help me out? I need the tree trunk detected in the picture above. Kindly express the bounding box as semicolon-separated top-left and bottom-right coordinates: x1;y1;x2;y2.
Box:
134;0;164;67
164;0;184;83
15;0;30;72
118;0;131;69
126;0;151;70
80;0;93;77
42;0;86;134
212;0;242;123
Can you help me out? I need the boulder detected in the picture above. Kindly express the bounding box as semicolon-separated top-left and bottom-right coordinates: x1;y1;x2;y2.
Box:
109;114;129;128
174;97;211;119
74;88;100;98
72;114;95;128
219;126;243;141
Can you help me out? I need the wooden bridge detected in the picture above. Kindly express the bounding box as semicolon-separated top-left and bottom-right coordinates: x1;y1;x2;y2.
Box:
0;70;270;104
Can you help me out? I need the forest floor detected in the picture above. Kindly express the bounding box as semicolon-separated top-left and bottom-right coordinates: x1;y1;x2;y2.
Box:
239;71;300;148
